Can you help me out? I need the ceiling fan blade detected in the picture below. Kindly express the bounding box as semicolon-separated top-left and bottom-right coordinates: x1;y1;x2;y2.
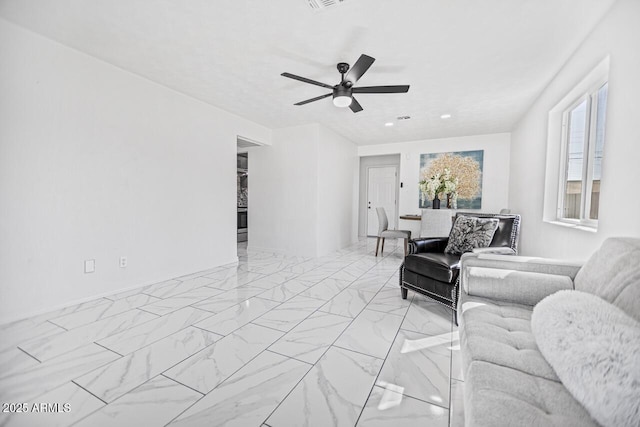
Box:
352;85;410;94
350;97;363;113
345;54;375;85
281;72;333;89
294;93;332;106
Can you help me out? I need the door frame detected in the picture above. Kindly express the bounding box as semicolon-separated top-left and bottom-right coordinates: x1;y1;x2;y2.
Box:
365;164;400;237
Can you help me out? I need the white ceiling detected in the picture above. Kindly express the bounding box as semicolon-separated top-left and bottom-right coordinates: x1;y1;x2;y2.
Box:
0;0;616;145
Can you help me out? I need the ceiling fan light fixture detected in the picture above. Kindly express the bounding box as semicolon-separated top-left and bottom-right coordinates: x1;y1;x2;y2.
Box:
333;85;352;108
333;95;352;108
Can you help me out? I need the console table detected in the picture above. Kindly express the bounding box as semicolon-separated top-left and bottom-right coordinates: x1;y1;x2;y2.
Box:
399;214;421;221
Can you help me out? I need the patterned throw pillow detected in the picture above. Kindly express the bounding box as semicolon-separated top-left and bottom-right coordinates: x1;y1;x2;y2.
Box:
444;216;499;255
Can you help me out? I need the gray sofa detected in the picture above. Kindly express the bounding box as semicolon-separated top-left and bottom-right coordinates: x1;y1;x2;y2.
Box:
457;237;640;427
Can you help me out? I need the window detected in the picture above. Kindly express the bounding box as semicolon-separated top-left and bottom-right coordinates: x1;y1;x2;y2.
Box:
558;82;608;225
543;57;609;231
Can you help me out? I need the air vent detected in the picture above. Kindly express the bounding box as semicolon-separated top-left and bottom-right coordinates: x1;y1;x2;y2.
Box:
306;0;346;11
397;116;411;120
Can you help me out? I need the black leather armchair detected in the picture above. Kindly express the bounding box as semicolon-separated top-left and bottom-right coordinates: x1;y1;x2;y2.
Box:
400;212;521;323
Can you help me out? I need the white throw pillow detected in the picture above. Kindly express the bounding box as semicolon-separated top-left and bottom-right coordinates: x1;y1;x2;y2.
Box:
531;290;640;427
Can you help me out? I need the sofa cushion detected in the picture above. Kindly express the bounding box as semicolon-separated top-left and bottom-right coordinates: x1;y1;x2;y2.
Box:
459;295;559;381
445;216;499;255
404;252;460;283
574;237;640;322
532;290;640;427
465;361;598;427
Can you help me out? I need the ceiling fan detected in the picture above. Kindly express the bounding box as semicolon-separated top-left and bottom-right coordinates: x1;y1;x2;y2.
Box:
281;54;410;113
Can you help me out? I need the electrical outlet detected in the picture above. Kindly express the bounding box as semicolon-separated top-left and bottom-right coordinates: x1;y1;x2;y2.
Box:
119;257;127;268
84;259;95;274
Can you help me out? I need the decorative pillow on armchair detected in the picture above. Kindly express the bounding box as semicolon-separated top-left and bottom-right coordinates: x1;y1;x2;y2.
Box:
444;216;499;255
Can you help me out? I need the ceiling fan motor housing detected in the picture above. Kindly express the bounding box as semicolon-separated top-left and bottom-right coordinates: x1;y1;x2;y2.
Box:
333;85;353;107
333;85;352;98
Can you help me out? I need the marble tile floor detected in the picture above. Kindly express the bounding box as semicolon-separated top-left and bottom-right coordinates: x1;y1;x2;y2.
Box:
0;238;465;427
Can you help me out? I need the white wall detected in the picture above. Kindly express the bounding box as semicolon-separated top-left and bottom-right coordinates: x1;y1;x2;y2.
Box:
249;123;358;257
0;20;271;323
358;133;511;236
508;0;640;259
317;126;359;255
249;124;319;258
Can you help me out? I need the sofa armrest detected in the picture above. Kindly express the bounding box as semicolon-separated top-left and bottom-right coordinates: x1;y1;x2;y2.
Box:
471;247;516;255
460;253;583;278
409;237;448;254
463;267;575;306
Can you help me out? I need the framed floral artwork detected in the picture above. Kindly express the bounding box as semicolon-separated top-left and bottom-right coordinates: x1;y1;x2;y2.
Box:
418;150;484;209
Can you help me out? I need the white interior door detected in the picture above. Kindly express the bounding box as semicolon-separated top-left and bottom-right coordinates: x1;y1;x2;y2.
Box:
367;166;398;236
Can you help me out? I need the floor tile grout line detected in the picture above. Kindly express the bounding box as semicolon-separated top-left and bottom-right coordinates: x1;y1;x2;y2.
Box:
93;341;124;357
163;335;295;425
331;344;385;361
368;382;452;411
373;385;449;411
16;346;43;363
88;328;224;406
260;263;393;425
45;300;114;325
258;252;382;425
7;338;129;406
354;290;416;426
248;321;288;334
316;309;357;320
69;372;205;427
264;349;314;366
159;373;205;396
189;323;226;338
25;307;166;358
5;238;416;427
72;380;109;405
249;293;331;333
44;318;68;332
163;325;287;395
135;290;229;316
94;320;219;367
58;304;161;330
187;297;286;335
448;308;455;427
258;351;320;425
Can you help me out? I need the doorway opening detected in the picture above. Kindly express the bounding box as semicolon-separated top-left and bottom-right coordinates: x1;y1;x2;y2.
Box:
359;154;401;237
236;136;264;244
237;152;248;242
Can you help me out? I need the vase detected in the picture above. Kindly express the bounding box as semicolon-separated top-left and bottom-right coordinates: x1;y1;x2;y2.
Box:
432;196;441;209
446;193;452;209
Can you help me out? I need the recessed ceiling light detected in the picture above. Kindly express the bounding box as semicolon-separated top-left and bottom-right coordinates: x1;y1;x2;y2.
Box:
384;122;394;127
440;114;452;119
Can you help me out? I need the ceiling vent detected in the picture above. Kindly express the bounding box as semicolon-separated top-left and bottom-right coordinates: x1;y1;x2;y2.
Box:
306;0;346;11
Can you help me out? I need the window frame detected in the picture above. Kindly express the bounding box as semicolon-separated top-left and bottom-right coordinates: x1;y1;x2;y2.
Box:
544;58;609;231
556;78;607;228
